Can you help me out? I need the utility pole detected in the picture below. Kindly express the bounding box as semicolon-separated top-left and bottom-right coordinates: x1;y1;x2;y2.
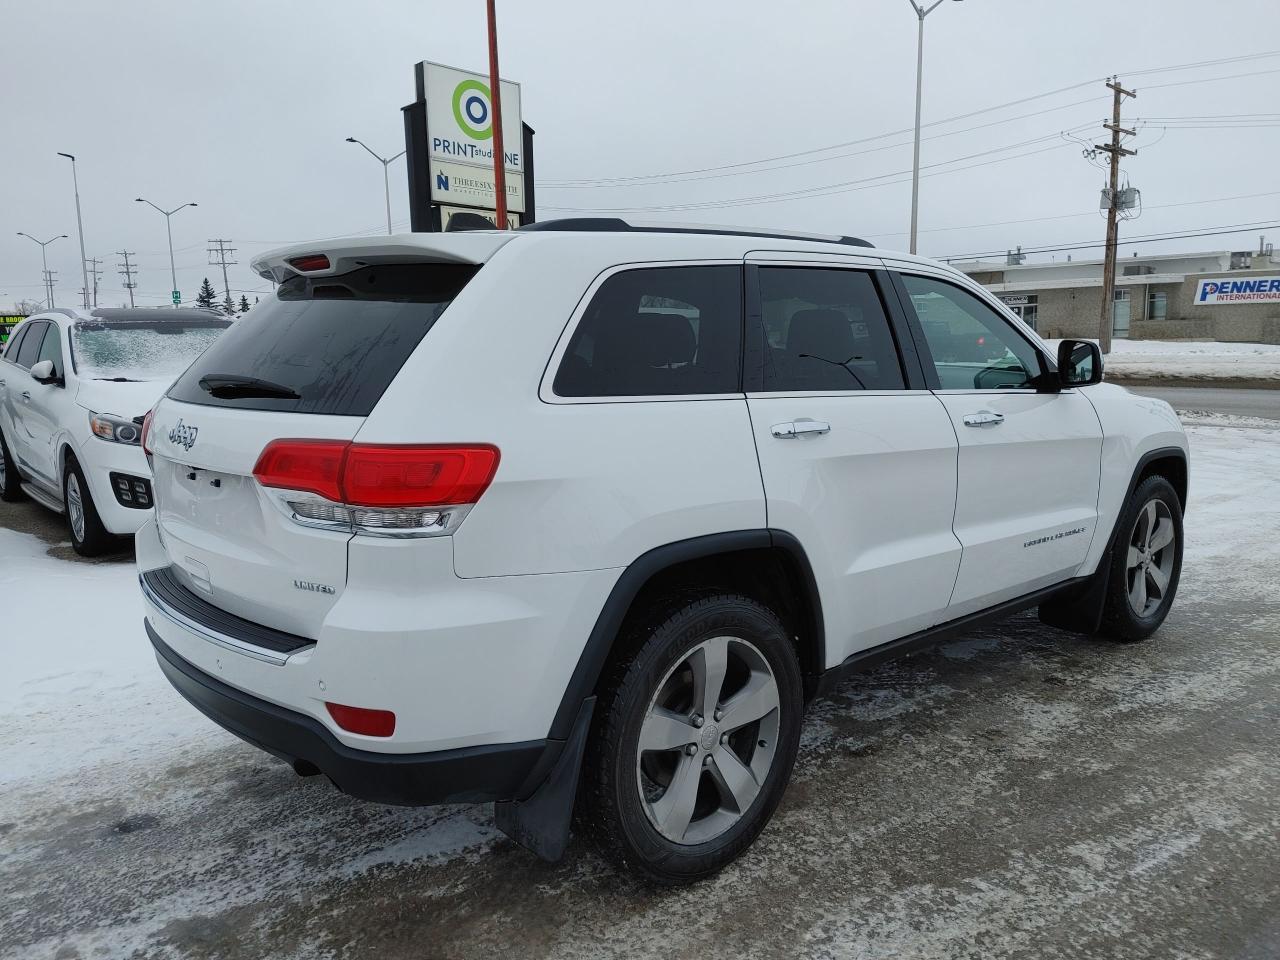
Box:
1095;77;1137;354
208;239;237;309
486;0;509;229
43;270;58;308
17;232;68;309
87;256;103;308
117;250;138;308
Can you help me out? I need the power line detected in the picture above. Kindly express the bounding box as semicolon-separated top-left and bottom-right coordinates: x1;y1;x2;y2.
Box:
543;135;1080;214
541;50;1280;188
940;219;1280;261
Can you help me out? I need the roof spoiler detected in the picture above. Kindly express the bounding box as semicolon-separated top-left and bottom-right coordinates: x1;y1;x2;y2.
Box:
251;233;518;283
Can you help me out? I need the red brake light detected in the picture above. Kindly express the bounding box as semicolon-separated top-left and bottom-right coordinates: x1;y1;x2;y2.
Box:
286;253;331;272
343;444;500;507
253;440;347;501
252;441;500;508
325;702;395;737
141;409;155;455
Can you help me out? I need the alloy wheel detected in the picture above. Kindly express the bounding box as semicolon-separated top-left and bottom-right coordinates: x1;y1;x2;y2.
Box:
1126;498;1176;617
67;473;86;543
636;635;781;845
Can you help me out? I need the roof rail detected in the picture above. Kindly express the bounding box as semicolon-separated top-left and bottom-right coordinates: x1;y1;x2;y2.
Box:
519;217;874;249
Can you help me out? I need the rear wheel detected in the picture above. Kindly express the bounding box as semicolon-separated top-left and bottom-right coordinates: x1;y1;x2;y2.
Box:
578;594;803;885
0;428;25;502
1099;475;1183;641
64;456;115;557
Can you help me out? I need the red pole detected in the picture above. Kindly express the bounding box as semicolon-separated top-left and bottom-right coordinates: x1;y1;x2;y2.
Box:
486;0;508;229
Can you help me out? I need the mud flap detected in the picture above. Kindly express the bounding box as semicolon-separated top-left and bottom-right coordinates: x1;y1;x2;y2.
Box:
1039;550;1110;635
494;697;595;862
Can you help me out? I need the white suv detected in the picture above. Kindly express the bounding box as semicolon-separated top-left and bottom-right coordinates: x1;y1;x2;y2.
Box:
0;308;231;554
137;221;1188;883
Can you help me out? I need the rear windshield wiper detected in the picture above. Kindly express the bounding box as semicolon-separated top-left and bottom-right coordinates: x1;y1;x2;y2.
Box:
94;376;141;382
198;374;301;400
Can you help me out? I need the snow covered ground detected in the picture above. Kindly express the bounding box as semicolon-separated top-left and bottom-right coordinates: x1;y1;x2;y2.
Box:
1053;339;1280;383
2;418;1279;959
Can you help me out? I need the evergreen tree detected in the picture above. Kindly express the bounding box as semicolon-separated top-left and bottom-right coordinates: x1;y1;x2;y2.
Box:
222;294;235;316
238;295;251;314
195;278;217;309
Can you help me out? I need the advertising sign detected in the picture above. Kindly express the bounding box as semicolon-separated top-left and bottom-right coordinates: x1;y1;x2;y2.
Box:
422;62;523;174
1194;276;1280;305
430;160;526;213
438;205;521;231
999;294;1030;307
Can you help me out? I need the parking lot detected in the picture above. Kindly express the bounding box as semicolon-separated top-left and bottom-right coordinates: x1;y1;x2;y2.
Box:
2;415;1278;960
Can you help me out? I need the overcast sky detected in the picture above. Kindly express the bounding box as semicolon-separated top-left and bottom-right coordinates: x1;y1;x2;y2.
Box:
3;0;1278;312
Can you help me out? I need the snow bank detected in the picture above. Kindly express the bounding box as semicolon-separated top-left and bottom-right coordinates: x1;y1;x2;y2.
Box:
1046;339;1280;382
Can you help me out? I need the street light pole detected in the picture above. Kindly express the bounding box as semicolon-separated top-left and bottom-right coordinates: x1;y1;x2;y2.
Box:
17;232;68;308
136;198;197;303
345;138;406;235
56;153;91;309
904;0;962;255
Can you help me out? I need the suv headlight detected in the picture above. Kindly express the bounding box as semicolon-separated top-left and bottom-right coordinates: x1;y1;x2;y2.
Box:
89;412;142;445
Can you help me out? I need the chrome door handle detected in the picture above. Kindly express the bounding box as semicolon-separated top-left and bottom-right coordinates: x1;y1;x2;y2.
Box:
962;410;1004;427
772;418;831;439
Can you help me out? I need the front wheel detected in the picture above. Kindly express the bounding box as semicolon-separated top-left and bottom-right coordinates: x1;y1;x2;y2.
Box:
1099;475;1184;641
64;457;115;557
578;594;803;885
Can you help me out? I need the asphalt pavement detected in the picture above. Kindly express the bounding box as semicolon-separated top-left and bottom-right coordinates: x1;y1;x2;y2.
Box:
1125;385;1280;420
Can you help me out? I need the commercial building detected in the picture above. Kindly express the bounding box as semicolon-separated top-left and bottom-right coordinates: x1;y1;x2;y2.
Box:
954;241;1280;344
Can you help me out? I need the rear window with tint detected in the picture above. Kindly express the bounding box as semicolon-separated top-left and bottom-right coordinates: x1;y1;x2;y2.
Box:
553;265;742;397
168;263;478;415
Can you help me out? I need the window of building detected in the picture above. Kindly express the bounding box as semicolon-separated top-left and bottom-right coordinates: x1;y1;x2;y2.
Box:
554;265;742;397
757;267;905;392
1148;290;1168;321
901;275;1044;390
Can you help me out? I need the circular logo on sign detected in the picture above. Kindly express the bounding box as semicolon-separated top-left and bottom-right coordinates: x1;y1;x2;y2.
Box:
452;79;493;141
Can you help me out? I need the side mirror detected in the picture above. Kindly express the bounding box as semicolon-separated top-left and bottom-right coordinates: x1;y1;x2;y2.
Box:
29;359;58;384
1056;339;1103;387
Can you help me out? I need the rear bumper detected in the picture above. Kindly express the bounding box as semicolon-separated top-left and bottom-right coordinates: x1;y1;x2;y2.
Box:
148;620;548;805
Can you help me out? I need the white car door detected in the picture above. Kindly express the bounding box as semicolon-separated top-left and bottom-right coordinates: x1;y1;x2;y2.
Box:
744;257;962;662
23;320;74;483
0;320;48;476
892;269;1104;617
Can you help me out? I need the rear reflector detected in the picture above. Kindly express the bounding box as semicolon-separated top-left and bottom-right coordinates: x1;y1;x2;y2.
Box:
325;702;396;737
253;441;499;508
287;253;331;272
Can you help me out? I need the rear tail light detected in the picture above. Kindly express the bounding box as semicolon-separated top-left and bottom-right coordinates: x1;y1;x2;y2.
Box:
325;702;395;737
141;408;155;455
253;440;499;537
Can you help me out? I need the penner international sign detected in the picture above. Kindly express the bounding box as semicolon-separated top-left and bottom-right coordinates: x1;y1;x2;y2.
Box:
1194;276;1280;305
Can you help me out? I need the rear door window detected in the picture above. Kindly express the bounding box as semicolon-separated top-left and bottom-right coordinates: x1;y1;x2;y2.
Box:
553;265;742;397
3;323;30;363
167;263;478;415
758;267;905;391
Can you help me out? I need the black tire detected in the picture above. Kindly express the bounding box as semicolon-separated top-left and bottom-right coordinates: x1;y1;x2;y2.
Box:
63;455;115;557
1099;475;1184;642
0;427;25;502
577;593;803;885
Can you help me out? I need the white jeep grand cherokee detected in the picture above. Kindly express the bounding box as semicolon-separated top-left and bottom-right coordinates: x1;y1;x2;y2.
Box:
137;220;1187;883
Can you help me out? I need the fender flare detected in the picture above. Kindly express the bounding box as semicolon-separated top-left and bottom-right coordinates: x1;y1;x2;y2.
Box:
546;528;824;741
1040;444;1187;634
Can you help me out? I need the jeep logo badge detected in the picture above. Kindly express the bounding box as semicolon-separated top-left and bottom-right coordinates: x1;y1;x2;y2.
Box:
168;418;199;451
